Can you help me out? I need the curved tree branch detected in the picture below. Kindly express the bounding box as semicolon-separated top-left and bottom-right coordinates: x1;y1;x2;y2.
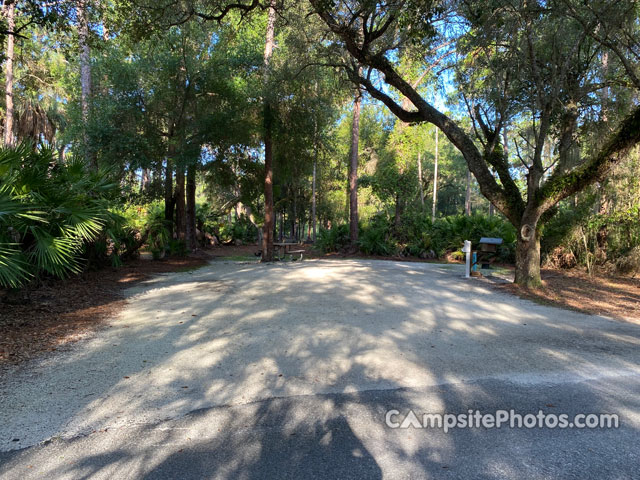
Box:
310;0;521;223
538;105;640;210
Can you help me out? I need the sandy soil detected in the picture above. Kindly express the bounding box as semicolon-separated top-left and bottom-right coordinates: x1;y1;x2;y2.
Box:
3;258;640;453
2;245;637;370
0;254;209;366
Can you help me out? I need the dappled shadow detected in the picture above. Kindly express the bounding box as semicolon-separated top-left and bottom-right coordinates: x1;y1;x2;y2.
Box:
0;255;209;365
1;259;640;478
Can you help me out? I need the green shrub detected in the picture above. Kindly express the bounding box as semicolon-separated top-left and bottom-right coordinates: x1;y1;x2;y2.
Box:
168;239;189;257
230;215;258;243
217;214;258;244
359;215;397;256
393;211;516;261
314;213;517;261
542;202;640;272
106;201;168;263
0;145;118;288
143;203;170;255
316;224;350;253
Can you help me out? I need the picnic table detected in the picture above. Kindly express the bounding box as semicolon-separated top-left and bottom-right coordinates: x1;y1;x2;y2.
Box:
274;242;305;261
255;242;306;261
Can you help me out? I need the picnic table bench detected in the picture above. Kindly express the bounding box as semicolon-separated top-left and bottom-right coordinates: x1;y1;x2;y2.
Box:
274;242;305;261
256;242;305;261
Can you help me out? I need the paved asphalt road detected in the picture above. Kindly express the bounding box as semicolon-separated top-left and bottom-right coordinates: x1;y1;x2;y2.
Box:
1;259;639;479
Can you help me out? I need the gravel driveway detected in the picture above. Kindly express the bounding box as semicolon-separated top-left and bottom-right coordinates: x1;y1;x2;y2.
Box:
1;259;639;479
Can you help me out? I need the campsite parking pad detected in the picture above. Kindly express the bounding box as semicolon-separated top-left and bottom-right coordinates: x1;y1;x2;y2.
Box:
1;259;639;479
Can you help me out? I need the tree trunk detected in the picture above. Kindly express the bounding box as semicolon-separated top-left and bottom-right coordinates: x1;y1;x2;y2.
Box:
175;167;186;241
431;128;439;221
596;191;609;262
291;190;297;240
164;159;174;238
312;84;319;243
312;158;317;242
514;234;542;288
465;169;472;216
348;89;361;247
514;213;542;287
417;152;424;207
77;0;95;169
141;169;150;191
186;164;197;252
595;54;610;263
58;144;66;163
394;193;402;230
3;1;15;147
261;0;276;262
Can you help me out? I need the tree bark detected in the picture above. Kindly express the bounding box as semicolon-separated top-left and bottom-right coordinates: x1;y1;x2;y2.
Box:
514;232;542;288
465;169;472;216
348;89;361;247
164;159;174;238
186;164;197;252
431;128;439;221
291;189;297;240
261;0;276;262
394;193;402;230
77;0;95;169
312;158;317;242
141;169;150;191
596;191;609;262
417;152;424;208
312;92;319;243
3;1;15;147
175;167;186;241
513;208;544;286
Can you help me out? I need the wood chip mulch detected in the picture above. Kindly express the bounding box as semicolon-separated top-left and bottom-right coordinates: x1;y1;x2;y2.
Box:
0;254;210;367
498;268;640;323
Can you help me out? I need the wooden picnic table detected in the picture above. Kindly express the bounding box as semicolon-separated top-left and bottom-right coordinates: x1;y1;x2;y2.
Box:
255;242;305;260
273;242;305;260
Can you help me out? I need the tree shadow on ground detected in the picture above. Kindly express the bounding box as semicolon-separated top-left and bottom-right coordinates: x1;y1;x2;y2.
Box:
1;259;640;478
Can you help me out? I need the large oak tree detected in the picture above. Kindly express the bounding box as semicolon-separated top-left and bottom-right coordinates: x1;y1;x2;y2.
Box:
307;0;640;286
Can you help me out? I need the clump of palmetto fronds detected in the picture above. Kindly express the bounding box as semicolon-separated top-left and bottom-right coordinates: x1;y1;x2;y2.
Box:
0;144;118;289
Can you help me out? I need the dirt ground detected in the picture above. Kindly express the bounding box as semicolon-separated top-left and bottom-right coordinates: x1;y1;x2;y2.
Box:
499;267;640;323
1;244;638;367
212;244;639;322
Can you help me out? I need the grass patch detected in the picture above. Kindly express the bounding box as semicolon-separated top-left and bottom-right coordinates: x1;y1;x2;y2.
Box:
217;255;259;262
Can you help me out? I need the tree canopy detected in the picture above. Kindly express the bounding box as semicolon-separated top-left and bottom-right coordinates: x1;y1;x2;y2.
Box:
0;0;639;287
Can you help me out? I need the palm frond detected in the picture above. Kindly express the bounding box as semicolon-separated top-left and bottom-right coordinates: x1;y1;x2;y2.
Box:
0;244;32;288
28;227;82;278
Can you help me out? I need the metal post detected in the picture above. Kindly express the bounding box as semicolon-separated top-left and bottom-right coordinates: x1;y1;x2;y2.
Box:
463;240;471;278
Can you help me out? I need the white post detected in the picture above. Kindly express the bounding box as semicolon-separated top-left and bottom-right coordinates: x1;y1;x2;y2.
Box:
463;240;471;278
